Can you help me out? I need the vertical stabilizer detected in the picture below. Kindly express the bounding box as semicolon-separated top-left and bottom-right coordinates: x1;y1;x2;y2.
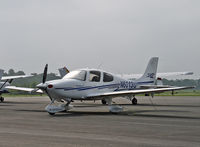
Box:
58;67;70;78
136;57;159;85
0;69;4;81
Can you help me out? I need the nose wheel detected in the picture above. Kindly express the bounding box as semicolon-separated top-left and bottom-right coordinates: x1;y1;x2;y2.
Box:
132;97;137;105
0;97;4;103
46;99;74;115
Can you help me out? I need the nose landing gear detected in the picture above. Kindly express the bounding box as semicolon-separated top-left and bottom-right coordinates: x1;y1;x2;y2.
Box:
46;99;74;115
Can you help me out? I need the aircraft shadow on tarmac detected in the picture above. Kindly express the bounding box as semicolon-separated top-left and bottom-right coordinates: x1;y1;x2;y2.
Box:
3;101;44;105
127;111;200;120
5;101;200;120
14;109;46;113
12;108;200;120
48;110;200;120
119;103;200;108
0;104;13;107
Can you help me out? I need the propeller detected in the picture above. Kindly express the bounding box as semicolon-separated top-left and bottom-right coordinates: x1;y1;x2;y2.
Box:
43;64;48;84
36;64;53;101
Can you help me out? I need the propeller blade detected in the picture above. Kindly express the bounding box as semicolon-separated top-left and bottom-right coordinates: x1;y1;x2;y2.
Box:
40;64;53;101
43;64;48;83
45;89;52;101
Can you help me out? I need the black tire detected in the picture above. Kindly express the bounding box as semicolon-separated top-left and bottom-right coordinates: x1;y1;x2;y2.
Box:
132;98;137;105
0;97;4;102
101;99;107;105
48;112;55;115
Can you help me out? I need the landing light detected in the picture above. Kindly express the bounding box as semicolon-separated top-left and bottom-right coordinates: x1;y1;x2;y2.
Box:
48;84;53;88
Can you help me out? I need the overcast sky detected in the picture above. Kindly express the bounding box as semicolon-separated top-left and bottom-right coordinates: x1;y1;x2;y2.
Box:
0;0;200;78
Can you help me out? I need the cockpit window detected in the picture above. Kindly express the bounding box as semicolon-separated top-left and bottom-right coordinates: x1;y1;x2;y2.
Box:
63;70;86;81
89;71;101;82
103;72;113;82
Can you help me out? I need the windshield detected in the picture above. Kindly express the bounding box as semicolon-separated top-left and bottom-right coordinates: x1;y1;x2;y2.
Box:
63;70;86;81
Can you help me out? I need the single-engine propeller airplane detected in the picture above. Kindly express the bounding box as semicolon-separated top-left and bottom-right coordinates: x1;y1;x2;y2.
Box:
58;65;193;82
0;69;32;102
7;57;194;115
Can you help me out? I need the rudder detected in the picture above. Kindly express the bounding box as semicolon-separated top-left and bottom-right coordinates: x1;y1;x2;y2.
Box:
136;57;158;85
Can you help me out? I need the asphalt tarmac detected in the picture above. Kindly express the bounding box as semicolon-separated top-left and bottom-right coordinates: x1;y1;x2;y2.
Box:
0;96;200;147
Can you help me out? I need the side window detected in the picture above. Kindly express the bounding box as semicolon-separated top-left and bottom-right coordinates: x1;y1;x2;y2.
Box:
89;71;101;82
103;72;113;82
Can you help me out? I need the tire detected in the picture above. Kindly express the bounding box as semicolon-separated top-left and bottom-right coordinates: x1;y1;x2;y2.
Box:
48;112;55;115
0;97;4;102
132;98;137;105
101;99;107;105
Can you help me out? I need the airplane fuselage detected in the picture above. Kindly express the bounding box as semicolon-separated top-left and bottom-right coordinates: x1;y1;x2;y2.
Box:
42;69;155;101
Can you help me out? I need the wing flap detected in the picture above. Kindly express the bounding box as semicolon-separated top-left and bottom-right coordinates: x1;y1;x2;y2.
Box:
139;85;172;89
157;72;194;77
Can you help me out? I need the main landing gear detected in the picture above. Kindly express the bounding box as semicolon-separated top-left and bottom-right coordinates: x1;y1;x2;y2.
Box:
0;97;4;103
107;98;123;113
101;99;107;105
102;97;138;105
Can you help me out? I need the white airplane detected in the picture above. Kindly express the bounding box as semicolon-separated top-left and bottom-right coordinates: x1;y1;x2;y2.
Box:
58;62;193;96
58;65;194;80
0;69;32;102
7;57;194;115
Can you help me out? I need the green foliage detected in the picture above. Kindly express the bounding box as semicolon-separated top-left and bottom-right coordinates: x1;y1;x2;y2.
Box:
155;90;200;96
162;78;200;89
3;69;25;76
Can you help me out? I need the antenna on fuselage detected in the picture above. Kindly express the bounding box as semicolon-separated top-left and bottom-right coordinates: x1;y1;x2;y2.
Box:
97;62;103;69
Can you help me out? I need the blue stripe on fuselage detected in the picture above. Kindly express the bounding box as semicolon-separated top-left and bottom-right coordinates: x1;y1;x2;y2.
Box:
55;81;154;92
55;83;120;91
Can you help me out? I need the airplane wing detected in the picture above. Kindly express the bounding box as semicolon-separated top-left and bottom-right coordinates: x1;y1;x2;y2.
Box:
5;86;43;94
1;75;33;80
120;71;193;79
139;85;172;89
87;86;194;98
